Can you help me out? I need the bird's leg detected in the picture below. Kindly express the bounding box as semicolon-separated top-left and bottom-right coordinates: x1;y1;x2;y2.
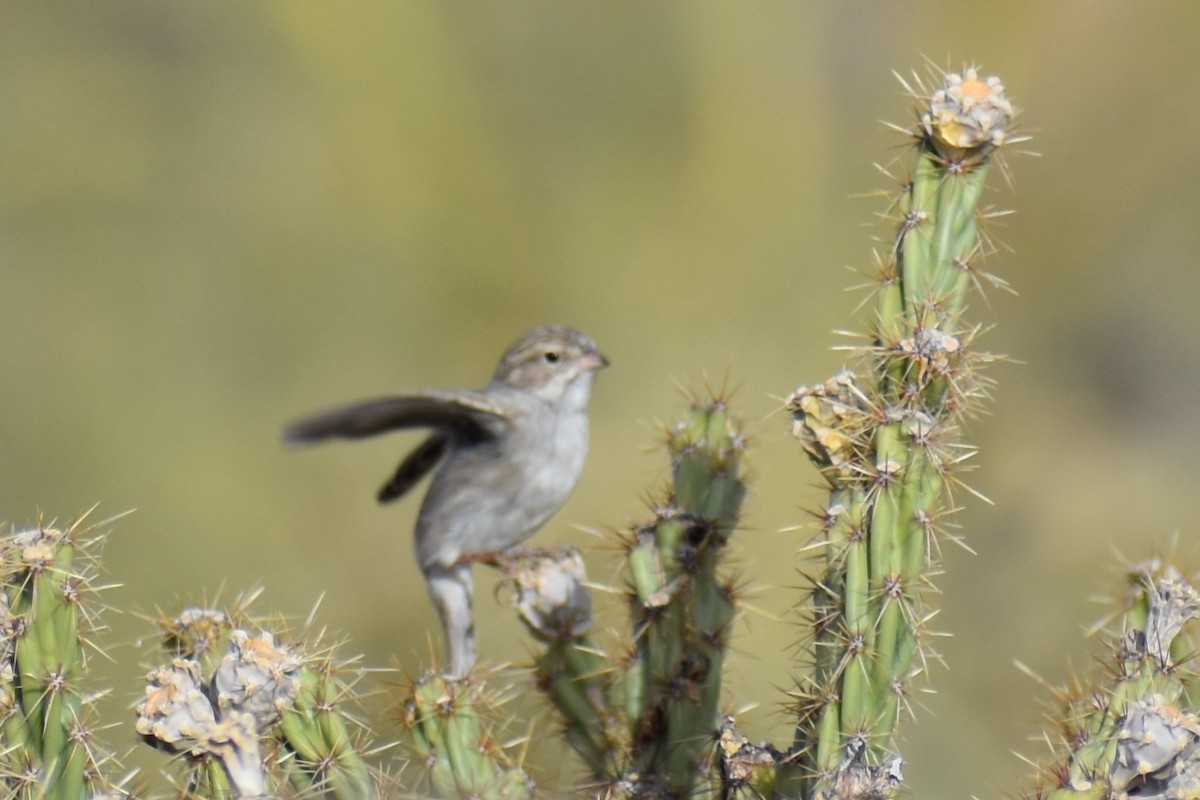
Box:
423;562;476;677
456;545;576;569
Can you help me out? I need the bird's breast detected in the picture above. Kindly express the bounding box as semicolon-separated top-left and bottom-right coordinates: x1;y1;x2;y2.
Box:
414;404;590;568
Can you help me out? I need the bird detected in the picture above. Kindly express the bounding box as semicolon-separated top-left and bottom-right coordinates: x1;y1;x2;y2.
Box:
283;325;608;676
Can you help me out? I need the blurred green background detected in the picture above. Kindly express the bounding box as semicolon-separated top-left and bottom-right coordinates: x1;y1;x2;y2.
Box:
4;2;1200;797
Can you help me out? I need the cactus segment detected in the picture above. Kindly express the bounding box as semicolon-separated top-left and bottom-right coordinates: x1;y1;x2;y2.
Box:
0;517;113;800
785;66;1015;799
1033;564;1200;800
504;549;619;778
401;671;532;800
620;401;745;797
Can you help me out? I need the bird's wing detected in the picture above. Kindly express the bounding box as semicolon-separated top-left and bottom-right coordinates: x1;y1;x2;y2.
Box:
282;389;511;444
377;432;449;504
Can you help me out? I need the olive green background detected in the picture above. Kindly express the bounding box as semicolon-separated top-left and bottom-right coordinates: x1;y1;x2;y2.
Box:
4;2;1200;797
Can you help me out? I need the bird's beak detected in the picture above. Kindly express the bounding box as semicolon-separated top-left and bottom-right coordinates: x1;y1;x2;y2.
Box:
579;350;609;372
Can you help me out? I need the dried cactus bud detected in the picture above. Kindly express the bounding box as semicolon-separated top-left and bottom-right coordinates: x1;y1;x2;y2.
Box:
817;738;903;800
195;710;268;798
509;549;592;643
161;608;230;662
1143;577;1200;664
900;327;960;369
8;525;64;570
1111;694;1200;793
212;630;303;729
921;67;1012;159
787;371;874;482
135;659;217;755
716;718;781;795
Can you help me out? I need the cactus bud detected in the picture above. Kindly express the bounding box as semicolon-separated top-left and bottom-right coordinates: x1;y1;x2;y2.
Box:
508;548;592;644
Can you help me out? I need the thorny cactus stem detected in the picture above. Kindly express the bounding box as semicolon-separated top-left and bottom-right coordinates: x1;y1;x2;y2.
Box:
0;515;114;800
1033;562;1200;800
786;67;1016;800
619;400;745;798
401;671;532;800
279;661;379;799
514;398;747;797
507;547;623;779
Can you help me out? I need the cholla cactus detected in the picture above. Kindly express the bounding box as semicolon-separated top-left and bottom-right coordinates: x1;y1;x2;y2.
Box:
1029;562;1200;800
0;515;117;800
507;547;622;780
779;66;1018;800
618;400;745;797
500;66;1019;800
509;399;748;798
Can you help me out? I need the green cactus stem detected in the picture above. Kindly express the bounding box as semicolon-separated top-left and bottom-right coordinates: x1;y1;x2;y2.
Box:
277;658;379;799
1030;563;1200;800
401;671;532;800
620;399;746;797
786;67;1016;800
0;516;113;800
504;547;622;779
513;398;747;797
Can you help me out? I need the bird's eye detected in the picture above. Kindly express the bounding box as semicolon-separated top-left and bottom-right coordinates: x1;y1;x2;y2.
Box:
543;350;560;363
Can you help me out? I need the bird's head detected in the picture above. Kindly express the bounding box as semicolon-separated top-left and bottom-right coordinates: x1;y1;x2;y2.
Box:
493;325;609;405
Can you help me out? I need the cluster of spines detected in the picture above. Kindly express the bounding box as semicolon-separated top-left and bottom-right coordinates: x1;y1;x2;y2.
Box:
0;515;118;800
399;669;533;800
136;595;383;798
784;66;1017;800
1026;561;1200;800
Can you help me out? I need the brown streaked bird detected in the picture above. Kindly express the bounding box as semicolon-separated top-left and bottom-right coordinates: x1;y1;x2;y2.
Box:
283;325;607;676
